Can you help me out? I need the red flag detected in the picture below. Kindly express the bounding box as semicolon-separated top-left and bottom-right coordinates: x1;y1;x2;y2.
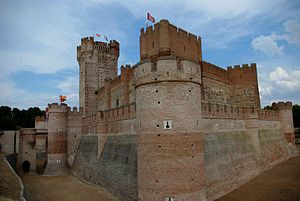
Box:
95;33;101;37
147;12;155;23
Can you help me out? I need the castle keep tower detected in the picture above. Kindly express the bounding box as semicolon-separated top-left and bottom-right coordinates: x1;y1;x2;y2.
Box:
136;20;206;201
77;37;119;116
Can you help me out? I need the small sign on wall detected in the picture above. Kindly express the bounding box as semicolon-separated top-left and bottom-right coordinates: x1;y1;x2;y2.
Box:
165;198;175;201
163;120;172;130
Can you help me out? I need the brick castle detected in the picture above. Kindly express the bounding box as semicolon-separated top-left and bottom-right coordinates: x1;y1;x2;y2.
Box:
15;19;296;201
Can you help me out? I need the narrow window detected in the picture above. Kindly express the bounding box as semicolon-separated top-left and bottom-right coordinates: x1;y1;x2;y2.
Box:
152;41;154;48
116;99;119;107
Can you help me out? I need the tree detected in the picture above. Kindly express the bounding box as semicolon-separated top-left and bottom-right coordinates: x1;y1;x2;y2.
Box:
293;104;300;128
0;106;45;130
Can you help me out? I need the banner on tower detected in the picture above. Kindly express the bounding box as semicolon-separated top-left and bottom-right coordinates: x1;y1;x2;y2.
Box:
147;12;155;23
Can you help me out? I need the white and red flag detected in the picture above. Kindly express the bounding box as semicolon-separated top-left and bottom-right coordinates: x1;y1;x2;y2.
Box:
95;33;101;37
147;12;155;23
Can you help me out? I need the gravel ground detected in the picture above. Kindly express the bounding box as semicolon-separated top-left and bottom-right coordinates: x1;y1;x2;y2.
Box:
217;156;300;201
22;174;119;201
0;153;21;201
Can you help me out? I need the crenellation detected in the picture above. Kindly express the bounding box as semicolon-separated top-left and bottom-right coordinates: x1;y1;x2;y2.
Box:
140;19;202;62
201;101;256;118
272;101;293;110
258;109;280;120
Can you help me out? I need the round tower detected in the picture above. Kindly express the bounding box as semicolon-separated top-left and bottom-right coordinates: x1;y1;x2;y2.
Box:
272;101;295;144
44;103;68;175
135;58;206;200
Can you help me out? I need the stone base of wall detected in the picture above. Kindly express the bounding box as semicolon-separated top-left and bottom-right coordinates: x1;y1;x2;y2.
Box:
71;134;137;201
284;132;296;144
44;153;69;175
203;129;291;201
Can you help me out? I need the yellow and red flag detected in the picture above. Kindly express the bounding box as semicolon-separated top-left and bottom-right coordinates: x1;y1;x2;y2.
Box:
60;95;67;103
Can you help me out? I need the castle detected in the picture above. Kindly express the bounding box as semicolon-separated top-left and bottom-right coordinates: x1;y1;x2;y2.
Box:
16;19;296;201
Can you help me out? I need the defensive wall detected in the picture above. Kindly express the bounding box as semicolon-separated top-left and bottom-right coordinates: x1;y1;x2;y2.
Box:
71;100;294;201
71;20;296;201
71;60;296;201
202;61;260;108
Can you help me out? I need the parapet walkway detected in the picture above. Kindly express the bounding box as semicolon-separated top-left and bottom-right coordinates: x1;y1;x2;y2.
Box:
217;156;300;201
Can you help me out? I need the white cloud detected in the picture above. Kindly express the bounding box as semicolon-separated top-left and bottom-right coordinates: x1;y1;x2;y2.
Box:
251;35;284;56
269;67;300;90
251;19;300;56
56;75;79;107
0;74;56;109
0;1;83;75
284;19;300;46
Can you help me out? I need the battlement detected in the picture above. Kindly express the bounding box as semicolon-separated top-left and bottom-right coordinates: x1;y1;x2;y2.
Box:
201;101;256;118
140;20;199;42
35;115;45;122
77;37;120;61
272;101;293;110
258;109;279;120
140;19;202;63
83;103;136;130
227;63;257;83
135;58;201;87
227;63;256;70
81;36;94;45
47;103;68;113
202;61;231;84
67;106;84;115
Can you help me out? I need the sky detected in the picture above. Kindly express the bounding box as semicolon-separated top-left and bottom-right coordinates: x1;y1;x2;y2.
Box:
0;0;300;109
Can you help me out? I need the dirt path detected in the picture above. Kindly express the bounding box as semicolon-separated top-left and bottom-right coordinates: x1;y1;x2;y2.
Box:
0;153;21;201
21;156;300;201
22;174;119;201
217;156;300;201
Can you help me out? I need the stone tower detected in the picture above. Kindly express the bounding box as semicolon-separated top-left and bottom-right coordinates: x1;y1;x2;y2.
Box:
44;103;68;175
227;64;261;109
136;20;206;201
272;101;295;144
77;37;119;116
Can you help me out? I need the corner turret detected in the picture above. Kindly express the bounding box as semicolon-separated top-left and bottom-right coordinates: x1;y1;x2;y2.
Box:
272;101;295;144
44;103;69;175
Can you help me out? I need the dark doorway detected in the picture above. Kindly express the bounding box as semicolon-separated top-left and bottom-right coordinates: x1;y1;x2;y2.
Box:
22;160;30;173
